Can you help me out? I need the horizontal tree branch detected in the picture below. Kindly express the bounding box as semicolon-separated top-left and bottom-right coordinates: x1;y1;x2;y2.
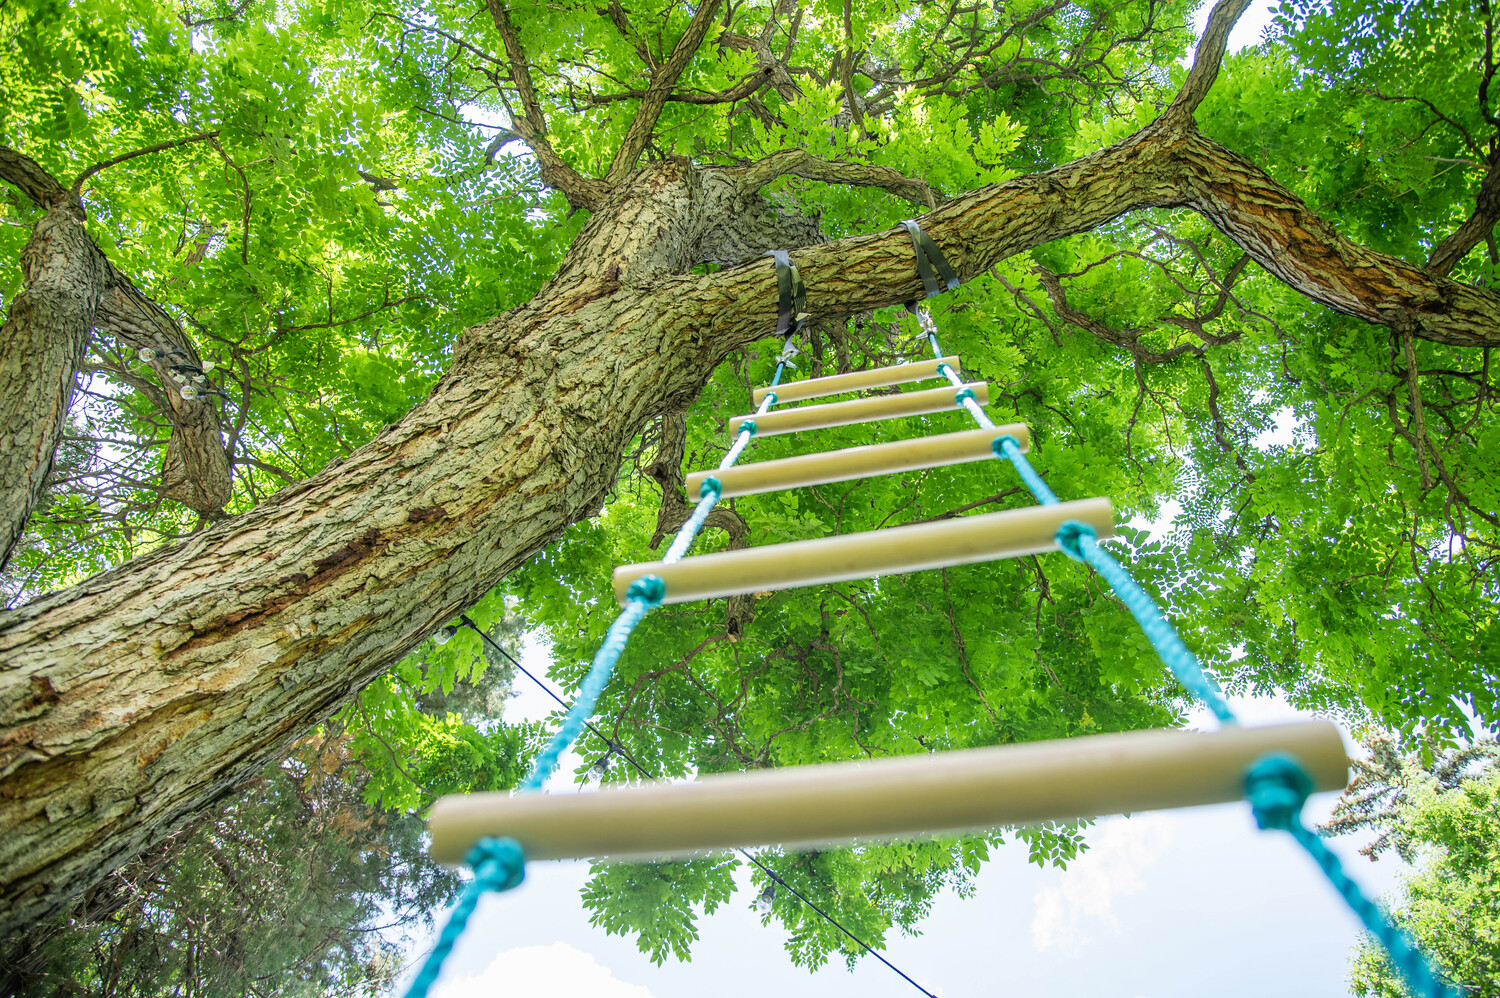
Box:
698;122;1500;351
740;149;939;208
71;132;222;192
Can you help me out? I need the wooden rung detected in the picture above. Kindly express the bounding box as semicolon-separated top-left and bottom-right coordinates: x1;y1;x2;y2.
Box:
729;382;989;438
427;720;1349;864
752;356;961;405
687;425;1031;501
613;497;1113;606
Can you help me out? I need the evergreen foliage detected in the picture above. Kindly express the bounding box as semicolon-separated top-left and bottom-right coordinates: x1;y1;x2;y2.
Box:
2;736;457;997
1325;733;1500;997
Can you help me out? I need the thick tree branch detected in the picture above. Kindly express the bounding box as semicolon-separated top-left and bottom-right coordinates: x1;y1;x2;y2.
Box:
485;2;609;209
93;279;233;514
740;149;939;208
1166;0;1252;120
0;147;71;210
1427;156;1500;277
0;151;102;570
0;145;231;558
683;122;1500;351
605;0;723;183
1177;132;1500;347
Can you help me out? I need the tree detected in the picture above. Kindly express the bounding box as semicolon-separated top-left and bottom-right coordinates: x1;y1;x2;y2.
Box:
1;0;1496;946
1323;733;1500;997
0;734;459;997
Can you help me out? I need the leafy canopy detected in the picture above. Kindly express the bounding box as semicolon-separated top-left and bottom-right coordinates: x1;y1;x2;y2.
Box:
2;0;1497;973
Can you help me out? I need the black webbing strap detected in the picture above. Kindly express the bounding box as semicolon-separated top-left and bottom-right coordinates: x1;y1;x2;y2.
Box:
899;219;959;312
764;249;806;339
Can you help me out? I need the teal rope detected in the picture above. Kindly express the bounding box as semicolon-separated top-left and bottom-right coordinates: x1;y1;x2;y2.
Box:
991;434;1059;505
1246;757;1457;998
914;307;1455;998
521;575;665;792
1072;528;1234;725
405;347;796;998
405;837;526;998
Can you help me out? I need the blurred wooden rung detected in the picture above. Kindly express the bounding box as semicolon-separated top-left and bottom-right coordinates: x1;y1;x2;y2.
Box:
753;356;961;405
730;382;988;438
426;721;1350;864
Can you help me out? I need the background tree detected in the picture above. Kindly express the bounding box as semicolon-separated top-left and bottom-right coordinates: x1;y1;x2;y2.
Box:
0;0;1495;960
0;734;458;998
1323;732;1500;997
0;608;537;995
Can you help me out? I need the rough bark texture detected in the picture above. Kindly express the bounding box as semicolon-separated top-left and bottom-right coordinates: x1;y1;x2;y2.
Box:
0;146;234;563
92;278;232;514
0;175;105;571
7;0;1500;931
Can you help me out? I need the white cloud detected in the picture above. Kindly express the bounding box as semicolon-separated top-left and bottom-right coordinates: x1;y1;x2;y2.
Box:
433;942;658;998
1030;815;1176;952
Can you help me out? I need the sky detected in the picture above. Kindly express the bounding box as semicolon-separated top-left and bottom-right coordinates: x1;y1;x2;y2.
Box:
392;651;1408;998
390;4;1412;997
1193;0;1280;55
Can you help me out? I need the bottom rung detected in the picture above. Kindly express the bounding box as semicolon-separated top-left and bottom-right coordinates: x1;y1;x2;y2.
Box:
426;721;1349;863
613;497;1114;606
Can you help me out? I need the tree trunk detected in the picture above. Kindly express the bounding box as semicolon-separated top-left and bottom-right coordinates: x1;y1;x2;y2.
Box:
0;191;106;571
0;144;234;571
93;278;233;515
5;106;1500;933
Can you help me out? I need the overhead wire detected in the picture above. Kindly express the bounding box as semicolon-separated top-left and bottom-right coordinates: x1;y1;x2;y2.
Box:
406;251;938;998
457;615;940;998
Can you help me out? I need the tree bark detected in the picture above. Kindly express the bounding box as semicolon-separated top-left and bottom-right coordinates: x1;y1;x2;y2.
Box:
8;64;1500;933
92;278;232;514
0;168;105;571
0;146;235;567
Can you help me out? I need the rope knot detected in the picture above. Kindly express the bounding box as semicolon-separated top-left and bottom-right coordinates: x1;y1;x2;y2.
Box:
1244;753;1313;831
627;574;667;605
739;419;758;437
699;476;722;500
953;387;977;405
467;836;526;893
1054;519;1096;562
990;434;1021;460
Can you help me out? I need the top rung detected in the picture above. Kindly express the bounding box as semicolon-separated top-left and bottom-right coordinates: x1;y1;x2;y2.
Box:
753;356;960;406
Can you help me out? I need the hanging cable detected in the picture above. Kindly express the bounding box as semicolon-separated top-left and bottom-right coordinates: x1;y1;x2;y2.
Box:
457;617;939;998
897;218;1457;998
406;250;894;998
